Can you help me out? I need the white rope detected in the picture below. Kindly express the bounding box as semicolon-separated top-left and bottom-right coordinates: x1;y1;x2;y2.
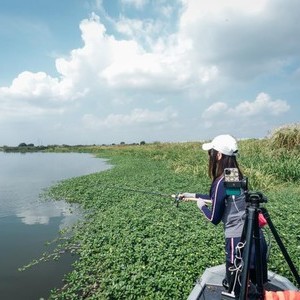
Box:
228;241;246;292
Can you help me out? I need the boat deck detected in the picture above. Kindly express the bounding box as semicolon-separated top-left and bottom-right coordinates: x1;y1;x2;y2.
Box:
188;264;298;300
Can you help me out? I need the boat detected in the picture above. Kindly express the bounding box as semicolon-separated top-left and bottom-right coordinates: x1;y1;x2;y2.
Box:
188;192;300;299
188;264;299;300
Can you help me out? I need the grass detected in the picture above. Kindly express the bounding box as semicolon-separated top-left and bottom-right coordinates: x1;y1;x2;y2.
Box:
34;128;300;299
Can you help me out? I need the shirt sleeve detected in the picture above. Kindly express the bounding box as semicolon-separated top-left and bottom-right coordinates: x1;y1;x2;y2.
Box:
195;176;226;225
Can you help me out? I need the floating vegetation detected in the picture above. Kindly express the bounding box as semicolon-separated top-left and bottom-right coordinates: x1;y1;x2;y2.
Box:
21;128;300;299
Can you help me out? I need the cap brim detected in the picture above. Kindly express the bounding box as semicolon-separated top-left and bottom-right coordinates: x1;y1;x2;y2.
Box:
202;142;212;151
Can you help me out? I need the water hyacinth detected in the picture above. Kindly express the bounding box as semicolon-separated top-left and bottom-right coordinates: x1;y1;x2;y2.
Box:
20;126;300;299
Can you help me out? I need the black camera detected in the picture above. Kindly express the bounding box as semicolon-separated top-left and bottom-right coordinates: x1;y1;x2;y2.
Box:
246;191;268;204
224;168;248;196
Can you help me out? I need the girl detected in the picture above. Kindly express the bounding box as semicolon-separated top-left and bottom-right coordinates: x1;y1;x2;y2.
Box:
180;134;267;296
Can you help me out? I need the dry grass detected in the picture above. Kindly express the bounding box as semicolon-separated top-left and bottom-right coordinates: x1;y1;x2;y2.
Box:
268;123;300;151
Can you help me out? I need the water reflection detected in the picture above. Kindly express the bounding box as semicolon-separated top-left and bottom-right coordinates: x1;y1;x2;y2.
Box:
0;152;110;300
16;200;80;229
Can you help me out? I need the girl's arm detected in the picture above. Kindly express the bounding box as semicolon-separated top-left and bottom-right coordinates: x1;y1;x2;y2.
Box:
197;176;226;225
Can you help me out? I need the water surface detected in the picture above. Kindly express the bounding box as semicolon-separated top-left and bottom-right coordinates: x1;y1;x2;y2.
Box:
0;152;110;299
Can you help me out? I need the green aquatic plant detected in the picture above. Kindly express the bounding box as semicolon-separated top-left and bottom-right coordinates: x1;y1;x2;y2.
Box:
21;133;300;299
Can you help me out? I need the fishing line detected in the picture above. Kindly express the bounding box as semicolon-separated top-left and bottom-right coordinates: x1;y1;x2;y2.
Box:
95;184;212;207
96;184;182;206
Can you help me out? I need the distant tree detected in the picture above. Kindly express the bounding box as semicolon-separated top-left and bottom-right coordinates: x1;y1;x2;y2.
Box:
120;141;125;145
27;143;34;147
140;141;146;145
18;143;27;147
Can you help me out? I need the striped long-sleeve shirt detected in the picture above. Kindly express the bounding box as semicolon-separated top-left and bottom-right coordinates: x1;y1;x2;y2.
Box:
196;176;246;238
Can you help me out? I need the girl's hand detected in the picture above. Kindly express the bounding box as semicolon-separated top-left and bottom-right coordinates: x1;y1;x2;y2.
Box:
197;198;207;209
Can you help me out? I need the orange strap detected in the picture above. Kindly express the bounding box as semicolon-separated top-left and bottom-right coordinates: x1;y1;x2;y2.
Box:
258;212;267;227
265;290;300;300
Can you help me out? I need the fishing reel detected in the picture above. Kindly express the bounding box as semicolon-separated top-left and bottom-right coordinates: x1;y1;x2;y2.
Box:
172;193;212;207
172;193;183;207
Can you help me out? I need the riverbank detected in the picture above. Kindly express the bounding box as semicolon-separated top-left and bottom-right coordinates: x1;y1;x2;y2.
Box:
46;137;300;299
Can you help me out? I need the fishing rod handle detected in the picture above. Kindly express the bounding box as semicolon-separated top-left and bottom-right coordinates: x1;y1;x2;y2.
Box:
171;194;212;204
183;197;212;204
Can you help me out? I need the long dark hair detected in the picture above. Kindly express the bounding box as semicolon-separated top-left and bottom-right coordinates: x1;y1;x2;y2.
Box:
208;149;243;180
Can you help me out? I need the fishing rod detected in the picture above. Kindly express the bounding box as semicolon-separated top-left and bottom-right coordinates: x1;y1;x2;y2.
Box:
101;185;212;207
102;185;181;206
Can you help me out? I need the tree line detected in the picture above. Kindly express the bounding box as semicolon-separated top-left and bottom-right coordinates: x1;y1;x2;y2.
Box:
0;141;147;153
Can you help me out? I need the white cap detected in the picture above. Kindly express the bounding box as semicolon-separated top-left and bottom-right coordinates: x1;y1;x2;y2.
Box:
202;134;238;156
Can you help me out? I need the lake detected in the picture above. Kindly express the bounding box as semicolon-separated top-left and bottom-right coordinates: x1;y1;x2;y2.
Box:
0;152;111;300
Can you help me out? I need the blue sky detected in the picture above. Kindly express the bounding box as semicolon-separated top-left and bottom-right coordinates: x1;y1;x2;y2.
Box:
0;0;299;146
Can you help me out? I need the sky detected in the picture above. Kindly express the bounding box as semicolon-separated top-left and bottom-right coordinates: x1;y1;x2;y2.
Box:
0;0;299;146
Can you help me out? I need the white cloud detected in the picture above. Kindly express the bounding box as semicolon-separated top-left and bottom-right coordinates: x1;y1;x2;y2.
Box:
55;13;111;89
202;102;228;118
180;0;268;27
202;93;290;128
0;1;299;144
0;9;226;124
121;0;149;10
115;16;160;43
0;72;71;121
116;18;145;37
160;5;175;18
82;107;177;129
1;71;63;100
198;66;219;83
178;0;300;79
230;93;290;116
